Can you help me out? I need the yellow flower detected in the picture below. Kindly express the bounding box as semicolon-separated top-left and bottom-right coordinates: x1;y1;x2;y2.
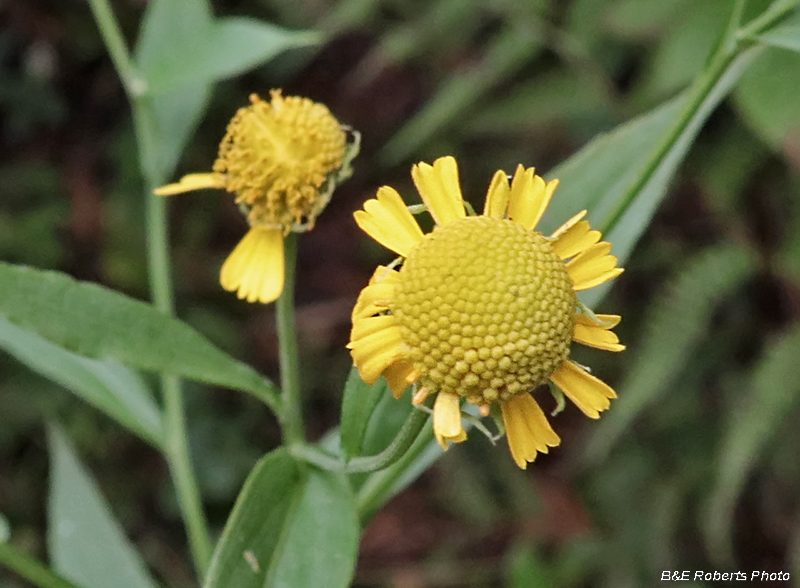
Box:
154;90;358;303
348;156;625;468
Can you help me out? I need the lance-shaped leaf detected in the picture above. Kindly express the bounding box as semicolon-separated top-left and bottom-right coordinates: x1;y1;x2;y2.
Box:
0;318;163;447
48;426;161;588
0;262;279;411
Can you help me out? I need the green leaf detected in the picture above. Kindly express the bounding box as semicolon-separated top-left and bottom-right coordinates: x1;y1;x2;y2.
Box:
584;244;757;463
704;322;800;564
204;449;359;588
0;262;279;411
339;367;389;460
131;0;319;180
752;9;800;52
0;318;163;447
734;47;800;153
542;48;760;307
47;426;160;588
134;0;319;94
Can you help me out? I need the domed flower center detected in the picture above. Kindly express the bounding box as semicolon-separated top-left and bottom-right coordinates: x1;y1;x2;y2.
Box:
392;216;576;405
213;91;347;233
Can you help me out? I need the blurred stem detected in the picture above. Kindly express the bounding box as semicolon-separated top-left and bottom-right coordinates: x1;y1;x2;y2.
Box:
277;233;304;445
0;542;84;588
599;0;797;233
87;0;212;578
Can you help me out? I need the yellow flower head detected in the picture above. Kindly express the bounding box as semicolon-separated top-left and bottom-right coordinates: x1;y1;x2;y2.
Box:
348;156;625;468
155;90;358;303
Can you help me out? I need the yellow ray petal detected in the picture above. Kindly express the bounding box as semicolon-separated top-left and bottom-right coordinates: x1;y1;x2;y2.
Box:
352;280;395;321
573;314;625;352
508;167;557;231
382;359;419;398
501;393;561;469
566;242;624;291
551;220;602;260
483;170;510;219
354;186;424;256
348;316;403;383
549;361;617;419
219;227;284;303
411;156;465;226
153;173;226;196
433;392;467;449
575;313;621;328
550;209;588;240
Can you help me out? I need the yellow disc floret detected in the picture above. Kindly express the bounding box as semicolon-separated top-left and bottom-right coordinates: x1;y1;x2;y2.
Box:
392;216;576;405
213;90;347;233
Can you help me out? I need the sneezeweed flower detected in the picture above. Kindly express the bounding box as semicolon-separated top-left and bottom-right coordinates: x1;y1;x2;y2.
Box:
348;156;625;468
154;90;359;303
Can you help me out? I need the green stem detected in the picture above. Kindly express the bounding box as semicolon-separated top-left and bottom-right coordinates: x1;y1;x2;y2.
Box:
739;0;800;39
87;0;212;578
599;2;745;233
0;542;84;588
277;233;304;445
345;403;431;473
356;420;436;523
85;0;144;98
598;0;800;234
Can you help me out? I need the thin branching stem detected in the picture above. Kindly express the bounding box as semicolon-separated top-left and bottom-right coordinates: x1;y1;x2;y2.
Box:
86;0;212;577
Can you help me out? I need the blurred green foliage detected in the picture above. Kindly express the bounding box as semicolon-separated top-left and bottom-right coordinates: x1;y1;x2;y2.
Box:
2;0;800;587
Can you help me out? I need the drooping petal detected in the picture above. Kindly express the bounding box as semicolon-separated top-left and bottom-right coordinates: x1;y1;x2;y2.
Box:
382;359;419;398
551;220;601;260
411;156;465;226
508;166;558;231
219;227;284;303
433;391;467;449
483;170;510;219
354;186;425;256
501;393;561;469
573;313;625;352
549;361;617;419
153;173;226;196
348;315;404;384
565;241;624;291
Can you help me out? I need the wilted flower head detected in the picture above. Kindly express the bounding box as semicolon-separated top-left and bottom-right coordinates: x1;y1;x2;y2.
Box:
348;156;624;468
155;90;358;303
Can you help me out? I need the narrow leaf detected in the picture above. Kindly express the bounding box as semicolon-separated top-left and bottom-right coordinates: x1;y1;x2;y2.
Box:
0;318;163;447
340;367;388;460
542;49;760;306
204;449;359;588
48;426;160;588
0;263;279;410
704;322;800;564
